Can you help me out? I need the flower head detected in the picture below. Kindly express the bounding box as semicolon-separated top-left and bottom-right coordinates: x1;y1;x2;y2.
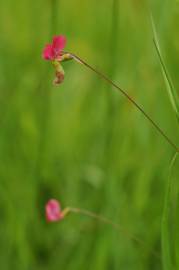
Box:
42;35;73;85
45;199;64;222
42;35;66;61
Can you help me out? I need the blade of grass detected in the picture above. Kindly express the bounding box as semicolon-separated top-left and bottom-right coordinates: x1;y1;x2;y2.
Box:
162;152;178;270
150;14;179;121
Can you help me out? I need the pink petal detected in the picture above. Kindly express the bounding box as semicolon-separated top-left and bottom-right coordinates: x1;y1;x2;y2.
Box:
52;35;66;53
45;199;63;222
42;44;54;60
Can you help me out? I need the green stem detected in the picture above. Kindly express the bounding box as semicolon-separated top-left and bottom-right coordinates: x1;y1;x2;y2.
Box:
67;207;161;260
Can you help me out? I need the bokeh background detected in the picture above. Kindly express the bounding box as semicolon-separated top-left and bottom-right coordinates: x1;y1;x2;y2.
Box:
0;0;179;269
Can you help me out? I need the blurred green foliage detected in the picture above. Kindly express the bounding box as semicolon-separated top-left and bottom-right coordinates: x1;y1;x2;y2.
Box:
0;0;179;269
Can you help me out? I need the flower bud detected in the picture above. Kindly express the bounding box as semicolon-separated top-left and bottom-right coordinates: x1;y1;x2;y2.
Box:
53;71;65;85
45;199;64;222
52;61;65;85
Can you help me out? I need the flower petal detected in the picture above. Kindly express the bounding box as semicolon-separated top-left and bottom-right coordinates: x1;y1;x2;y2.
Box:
52;35;66;53
42;44;54;60
45;199;63;222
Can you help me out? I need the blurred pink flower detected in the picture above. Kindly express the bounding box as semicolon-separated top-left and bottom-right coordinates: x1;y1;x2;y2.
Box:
42;35;66;61
45;199;64;222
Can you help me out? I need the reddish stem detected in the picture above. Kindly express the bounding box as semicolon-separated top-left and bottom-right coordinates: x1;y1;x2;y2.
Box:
64;51;179;153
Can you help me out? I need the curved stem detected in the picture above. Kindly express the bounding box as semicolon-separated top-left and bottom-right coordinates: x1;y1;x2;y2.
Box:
65;52;179;153
68;207;161;260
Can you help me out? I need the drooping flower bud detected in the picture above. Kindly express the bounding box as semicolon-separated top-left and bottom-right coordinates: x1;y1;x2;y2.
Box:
53;71;65;85
52;60;65;85
45;199;64;222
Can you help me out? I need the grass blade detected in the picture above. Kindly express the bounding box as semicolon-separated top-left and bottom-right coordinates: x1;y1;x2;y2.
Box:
162;152;178;270
150;14;179;121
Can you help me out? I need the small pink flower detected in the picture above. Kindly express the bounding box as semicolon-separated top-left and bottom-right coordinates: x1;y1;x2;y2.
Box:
42;35;66;61
45;199;64;222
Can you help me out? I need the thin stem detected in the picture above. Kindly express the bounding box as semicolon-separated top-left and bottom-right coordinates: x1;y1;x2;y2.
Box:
68;207;161;260
64;52;179;153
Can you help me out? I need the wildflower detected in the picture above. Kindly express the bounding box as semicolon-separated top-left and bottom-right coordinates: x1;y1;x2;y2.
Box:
45;199;64;222
43;35;66;61
42;35;73;85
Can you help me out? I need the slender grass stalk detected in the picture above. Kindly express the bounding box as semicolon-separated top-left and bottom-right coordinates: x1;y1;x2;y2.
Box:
103;0;119;180
35;0;58;180
51;0;58;35
109;0;119;76
162;152;178;270
61;206;161;260
63;51;179;153
102;0;118;164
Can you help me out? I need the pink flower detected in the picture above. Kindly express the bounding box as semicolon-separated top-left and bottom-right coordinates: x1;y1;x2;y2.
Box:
42;35;66;61
45;199;64;222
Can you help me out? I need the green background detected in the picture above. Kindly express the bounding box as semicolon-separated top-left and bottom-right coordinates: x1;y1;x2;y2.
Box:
0;0;179;269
